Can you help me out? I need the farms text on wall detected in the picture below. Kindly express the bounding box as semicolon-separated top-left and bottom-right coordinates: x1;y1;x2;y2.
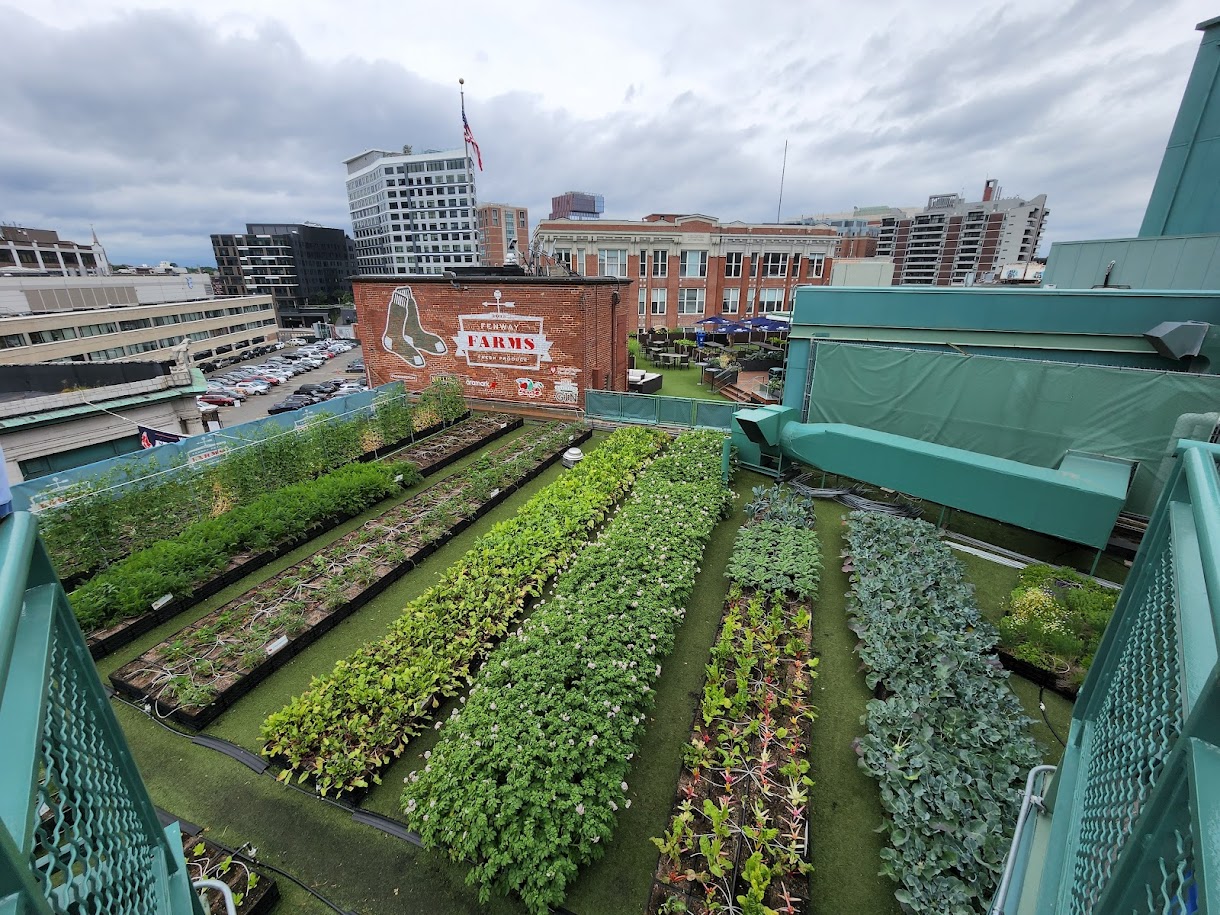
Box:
452;289;554;371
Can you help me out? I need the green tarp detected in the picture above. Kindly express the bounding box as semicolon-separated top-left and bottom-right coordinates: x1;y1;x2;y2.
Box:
807;343;1220;514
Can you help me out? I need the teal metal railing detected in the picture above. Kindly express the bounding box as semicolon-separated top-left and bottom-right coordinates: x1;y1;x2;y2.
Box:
997;439;1220;913
584;391;736;430
0;512;203;915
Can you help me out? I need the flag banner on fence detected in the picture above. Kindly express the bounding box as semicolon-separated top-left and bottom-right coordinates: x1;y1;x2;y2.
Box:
138;425;182;448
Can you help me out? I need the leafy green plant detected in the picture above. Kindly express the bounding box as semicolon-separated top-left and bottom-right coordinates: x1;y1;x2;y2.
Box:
844;512;1041;915
724;522;821;598
261;425;668;796
400;431;733;914
997;564;1118;680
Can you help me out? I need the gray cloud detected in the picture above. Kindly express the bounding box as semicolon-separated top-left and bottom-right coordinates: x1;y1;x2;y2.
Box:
0;1;1212;265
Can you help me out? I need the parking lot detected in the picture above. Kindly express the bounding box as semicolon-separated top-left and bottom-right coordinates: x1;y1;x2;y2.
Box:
201;341;366;425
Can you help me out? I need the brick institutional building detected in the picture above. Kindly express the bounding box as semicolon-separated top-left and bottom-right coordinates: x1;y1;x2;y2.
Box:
353;273;630;410
531;213;837;330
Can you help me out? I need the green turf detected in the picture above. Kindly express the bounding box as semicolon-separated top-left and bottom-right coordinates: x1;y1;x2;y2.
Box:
629;339;732;402
806;500;903;915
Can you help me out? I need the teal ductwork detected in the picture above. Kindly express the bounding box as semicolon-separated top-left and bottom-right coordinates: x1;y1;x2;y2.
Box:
733;405;1130;549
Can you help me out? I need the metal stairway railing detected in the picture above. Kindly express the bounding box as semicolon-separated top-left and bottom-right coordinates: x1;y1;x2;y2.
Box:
993;439;1220;914
0;511;205;915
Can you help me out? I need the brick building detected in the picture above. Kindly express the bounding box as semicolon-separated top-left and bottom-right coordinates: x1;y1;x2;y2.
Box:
353;274;630;410
532;213;837;330
476;203;529;266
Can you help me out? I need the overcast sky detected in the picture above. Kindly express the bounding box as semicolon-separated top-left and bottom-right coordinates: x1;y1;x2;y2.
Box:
1;0;1214;266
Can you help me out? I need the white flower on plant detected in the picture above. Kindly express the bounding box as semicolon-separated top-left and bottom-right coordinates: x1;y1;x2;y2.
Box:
625;799;631;808
575;804;585;815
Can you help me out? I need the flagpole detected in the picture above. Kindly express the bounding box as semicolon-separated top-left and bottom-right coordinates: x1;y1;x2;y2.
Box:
776;139;788;223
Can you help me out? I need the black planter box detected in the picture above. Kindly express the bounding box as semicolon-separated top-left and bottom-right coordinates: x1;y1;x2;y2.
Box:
86;415;520;660
110;429;591;731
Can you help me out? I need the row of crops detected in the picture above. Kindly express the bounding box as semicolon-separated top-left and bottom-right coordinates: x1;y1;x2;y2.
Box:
80;400;1066;915
44;377;465;584
650;486;822;915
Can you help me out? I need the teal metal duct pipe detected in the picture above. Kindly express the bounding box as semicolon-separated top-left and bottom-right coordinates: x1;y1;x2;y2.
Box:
733;405;1130;549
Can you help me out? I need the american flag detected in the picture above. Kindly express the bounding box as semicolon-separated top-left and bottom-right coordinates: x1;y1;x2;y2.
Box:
462;105;483;171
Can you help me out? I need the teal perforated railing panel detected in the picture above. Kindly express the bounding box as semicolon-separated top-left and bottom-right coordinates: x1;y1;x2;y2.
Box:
1069;540;1185;912
35;604;165;913
0;513;201;915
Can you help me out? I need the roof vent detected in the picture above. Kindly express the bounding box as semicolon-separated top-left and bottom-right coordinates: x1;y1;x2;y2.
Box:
1144;321;1210;361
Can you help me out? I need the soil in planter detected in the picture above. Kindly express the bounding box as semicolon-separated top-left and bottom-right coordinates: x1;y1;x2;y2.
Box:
111;423;583;727
649;589;815;915
181;831;279;915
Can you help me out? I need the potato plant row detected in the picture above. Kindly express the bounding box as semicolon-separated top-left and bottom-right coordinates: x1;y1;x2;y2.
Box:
261;426;669;796
400;430;734;915
844;512;1041;915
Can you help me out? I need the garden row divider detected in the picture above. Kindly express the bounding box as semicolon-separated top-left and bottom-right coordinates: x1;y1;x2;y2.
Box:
109;429;592;731
85;414;520;660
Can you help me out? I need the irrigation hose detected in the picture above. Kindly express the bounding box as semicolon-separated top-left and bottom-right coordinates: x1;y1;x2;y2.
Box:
1038;685;1068;749
110;692;363;912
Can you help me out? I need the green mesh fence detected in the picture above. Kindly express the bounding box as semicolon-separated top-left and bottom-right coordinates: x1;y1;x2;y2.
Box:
584;391;734;430
1;516;200;915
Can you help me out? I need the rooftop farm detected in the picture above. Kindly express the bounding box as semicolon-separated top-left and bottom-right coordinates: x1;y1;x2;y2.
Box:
55;392;1084;914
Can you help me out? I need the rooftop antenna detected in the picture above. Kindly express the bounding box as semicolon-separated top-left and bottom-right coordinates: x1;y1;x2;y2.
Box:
776;139;788;223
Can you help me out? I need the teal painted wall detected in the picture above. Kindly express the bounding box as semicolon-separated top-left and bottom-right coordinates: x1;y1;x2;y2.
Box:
1140;16;1220;237
790;285;1220;335
1043;234;1220;290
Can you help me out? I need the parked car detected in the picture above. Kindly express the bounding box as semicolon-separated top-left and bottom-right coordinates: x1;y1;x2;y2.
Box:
197;393;238;407
236;380;271;395
296;381;338;396
268;395;317;414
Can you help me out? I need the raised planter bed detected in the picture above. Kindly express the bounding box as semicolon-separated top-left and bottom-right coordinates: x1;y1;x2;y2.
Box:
85;414;521;660
996;648;1080;700
111;423;588;730
181;830;279;915
649;516;820;915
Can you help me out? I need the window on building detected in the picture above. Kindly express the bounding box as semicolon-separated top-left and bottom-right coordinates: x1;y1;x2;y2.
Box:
763;252;788;277
652;249;669;278
639;250;647;278
1;333;27;348
575;248;586;275
29;327;77;344
678;288;705;314
791;256;801;277
681;250;707;278
638;288;646;317
598;248;628;277
491;210;500;225
759;288;784;313
807;253;825;278
650;288;668;315
722;288;740;314
725;252;743;278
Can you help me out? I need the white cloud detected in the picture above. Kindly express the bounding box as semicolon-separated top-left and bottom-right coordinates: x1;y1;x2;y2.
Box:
0;0;1214;264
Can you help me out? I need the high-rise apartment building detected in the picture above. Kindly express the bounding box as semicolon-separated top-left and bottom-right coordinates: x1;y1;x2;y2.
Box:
476;204;529;266
877;180;1048;285
211;223;356;327
0;225;110;276
533;213;837;329
549;192;604;220
343;147;478;277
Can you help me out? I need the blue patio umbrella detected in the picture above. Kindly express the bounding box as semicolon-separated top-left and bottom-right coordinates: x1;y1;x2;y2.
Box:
695;315;751;332
741;316;789;332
